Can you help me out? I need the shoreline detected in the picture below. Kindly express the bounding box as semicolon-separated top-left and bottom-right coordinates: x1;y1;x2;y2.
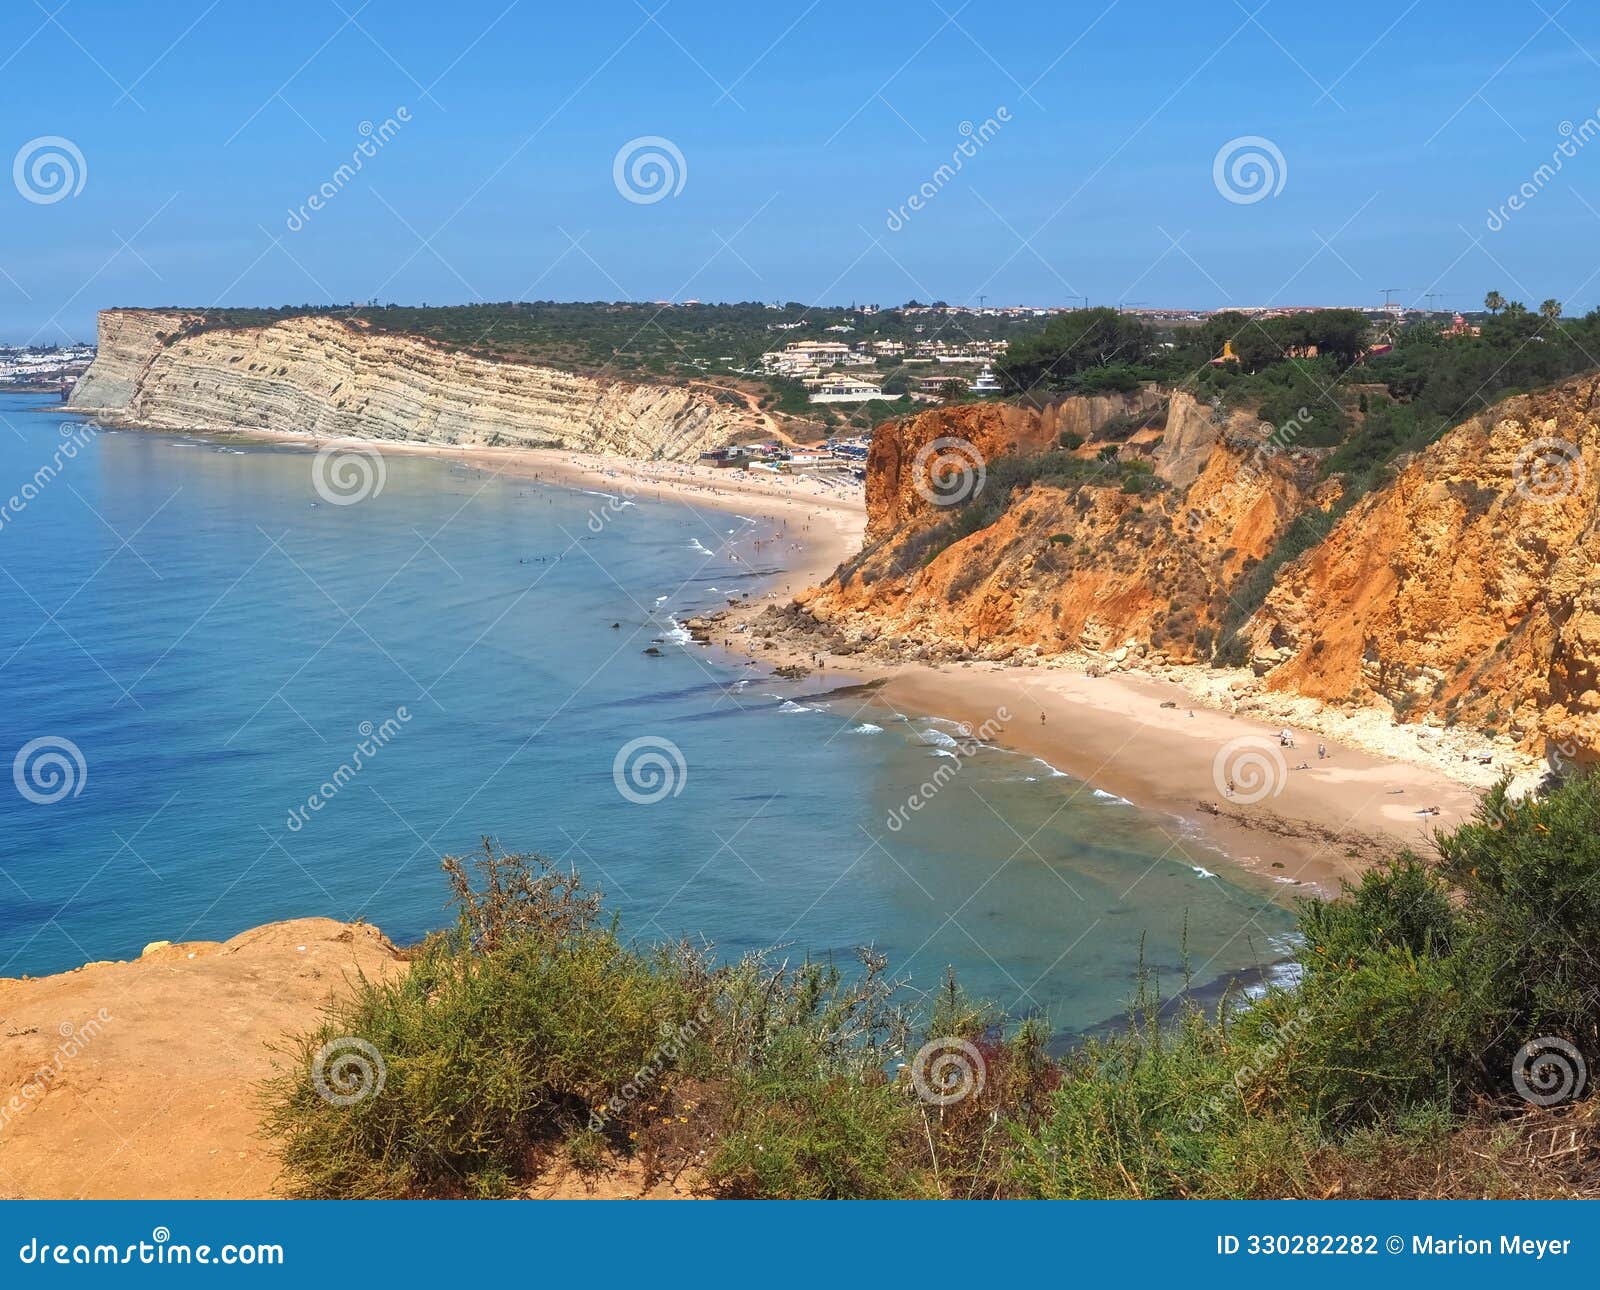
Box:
83;413;1498;900
873;663;1479;896
132;420;870;601
710;627;1486;897
695;604;1505;904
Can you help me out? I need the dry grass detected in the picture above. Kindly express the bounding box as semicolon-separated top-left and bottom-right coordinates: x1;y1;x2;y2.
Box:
1304;1101;1600;1199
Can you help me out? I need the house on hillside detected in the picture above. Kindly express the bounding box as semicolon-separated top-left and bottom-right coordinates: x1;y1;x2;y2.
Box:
807;376;886;404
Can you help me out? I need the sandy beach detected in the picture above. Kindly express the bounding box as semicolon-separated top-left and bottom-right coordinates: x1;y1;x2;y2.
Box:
438;442;867;597
700;620;1490;898
871;664;1483;895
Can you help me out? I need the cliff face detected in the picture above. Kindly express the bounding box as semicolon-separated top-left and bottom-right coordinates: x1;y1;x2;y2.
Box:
861;390;1169;541
802;390;1320;665
69;307;197;409
71;310;760;460
1249;374;1600;766
800;371;1600;764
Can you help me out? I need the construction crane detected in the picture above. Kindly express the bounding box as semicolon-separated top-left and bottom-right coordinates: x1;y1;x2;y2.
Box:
1380;288;1413;312
1423;292;1451;315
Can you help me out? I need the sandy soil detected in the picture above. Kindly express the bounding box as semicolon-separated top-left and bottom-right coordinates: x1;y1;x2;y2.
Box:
0;918;709;1200
0;919;406;1200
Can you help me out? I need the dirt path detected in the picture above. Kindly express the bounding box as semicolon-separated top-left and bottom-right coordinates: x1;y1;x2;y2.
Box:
686;379;793;442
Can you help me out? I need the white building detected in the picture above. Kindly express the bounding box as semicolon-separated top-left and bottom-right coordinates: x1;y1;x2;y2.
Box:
760;339;860;377
808;376;886;404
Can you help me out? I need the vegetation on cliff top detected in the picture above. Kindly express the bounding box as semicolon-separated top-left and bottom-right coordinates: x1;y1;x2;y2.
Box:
977;297;1600;666
997;296;1600;478
137;293;1599;455
265;774;1600;1199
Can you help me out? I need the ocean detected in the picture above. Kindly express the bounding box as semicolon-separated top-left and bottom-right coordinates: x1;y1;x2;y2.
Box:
0;398;1295;1035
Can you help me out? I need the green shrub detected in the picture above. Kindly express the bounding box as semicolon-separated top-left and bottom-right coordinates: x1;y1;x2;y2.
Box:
1065;363;1150;395
263;844;708;1197
704;951;924;1199
1007;981;1321;1198
998;309;1153;391
709;1048;924;1199
1435;777;1600;1068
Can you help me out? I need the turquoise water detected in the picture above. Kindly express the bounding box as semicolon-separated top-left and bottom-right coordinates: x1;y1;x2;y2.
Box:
0;399;1294;1034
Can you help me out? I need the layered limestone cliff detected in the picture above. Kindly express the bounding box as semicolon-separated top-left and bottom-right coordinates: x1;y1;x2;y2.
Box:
70;309;760;460
1248;373;1600;766
800;390;1321;666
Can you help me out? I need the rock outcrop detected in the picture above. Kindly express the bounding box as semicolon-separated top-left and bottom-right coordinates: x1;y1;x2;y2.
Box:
0;918;406;1199
803;389;1319;666
796;371;1600;763
0;919;699;1199
71;309;761;460
859;390;1168;541
1248;373;1600;767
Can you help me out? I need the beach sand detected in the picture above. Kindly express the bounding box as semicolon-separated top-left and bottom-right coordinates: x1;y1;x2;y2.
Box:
702;622;1486;898
872;664;1481;896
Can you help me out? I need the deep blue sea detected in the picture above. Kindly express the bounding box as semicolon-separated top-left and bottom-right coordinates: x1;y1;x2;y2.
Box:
0;398;1294;1034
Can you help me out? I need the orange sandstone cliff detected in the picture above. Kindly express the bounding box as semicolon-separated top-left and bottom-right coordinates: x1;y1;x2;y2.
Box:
798;389;1323;666
1248;374;1600;767
788;374;1600;766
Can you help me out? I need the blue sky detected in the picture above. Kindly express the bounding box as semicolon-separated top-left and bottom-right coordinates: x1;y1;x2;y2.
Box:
3;0;1600;341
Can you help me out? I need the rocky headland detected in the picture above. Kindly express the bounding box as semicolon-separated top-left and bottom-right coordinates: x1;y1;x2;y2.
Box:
69;309;763;461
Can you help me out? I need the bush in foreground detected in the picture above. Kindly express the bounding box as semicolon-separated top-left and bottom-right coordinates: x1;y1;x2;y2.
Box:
264;776;1600;1199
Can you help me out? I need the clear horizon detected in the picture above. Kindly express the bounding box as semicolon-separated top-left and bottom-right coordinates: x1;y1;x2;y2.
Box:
3;0;1598;342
